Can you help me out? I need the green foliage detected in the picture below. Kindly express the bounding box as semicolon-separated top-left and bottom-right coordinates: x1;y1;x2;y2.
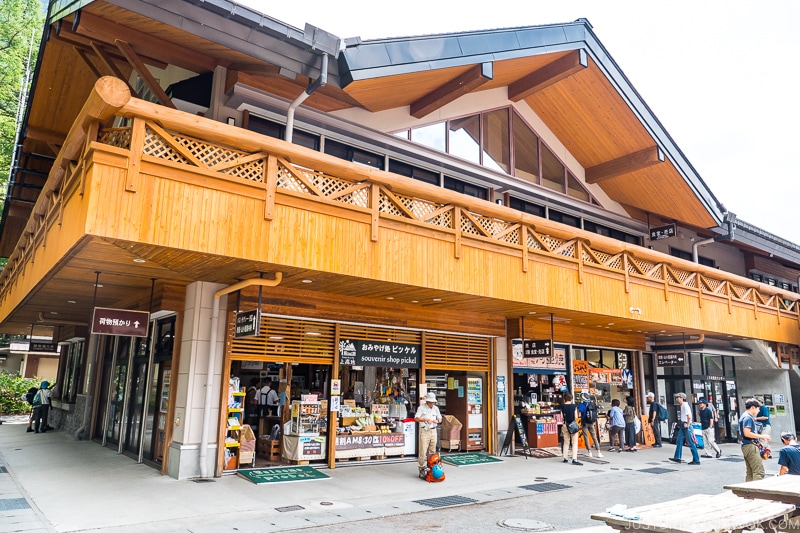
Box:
0;370;39;415
0;0;46;205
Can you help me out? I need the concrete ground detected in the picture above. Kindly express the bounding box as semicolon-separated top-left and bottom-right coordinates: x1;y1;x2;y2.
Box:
0;414;777;533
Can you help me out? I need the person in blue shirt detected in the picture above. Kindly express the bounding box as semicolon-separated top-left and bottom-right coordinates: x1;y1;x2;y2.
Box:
607;398;626;453
739;398;770;481
778;432;800;476
755;402;771;437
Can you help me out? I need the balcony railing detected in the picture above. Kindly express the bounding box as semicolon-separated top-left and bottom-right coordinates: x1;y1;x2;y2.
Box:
1;77;798;333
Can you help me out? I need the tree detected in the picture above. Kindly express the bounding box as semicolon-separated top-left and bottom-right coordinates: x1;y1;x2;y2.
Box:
0;0;45;212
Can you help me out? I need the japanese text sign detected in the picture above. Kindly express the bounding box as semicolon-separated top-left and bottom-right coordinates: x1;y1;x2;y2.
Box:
91;307;150;337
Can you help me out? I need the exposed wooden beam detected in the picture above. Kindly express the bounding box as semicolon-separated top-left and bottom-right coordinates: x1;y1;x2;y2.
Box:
115;39;176;109
410;63;493;119
508;49;588;101
54;22;168;71
73;46;103;79
90;41;137;96
585;146;666;184
73;11;216;73
24;126;64;146
228;63;282;76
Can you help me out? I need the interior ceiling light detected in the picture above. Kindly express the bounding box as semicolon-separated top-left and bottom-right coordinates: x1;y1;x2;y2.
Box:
67;300;76;304
411;300;418;303
528;311;536;314
50;311;58;315
301;279;313;284
432;298;442;302
94;284;104;288
386;297;394;300
306;331;321;336
268;336;284;340
133;258;146;263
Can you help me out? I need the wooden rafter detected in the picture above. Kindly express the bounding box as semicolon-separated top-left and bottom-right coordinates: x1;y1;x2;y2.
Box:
585;146;665;184
410;63;493;119
73;46;103;79
73;11;216;73
90;41;135;94
508;49;588;101
115;40;176;109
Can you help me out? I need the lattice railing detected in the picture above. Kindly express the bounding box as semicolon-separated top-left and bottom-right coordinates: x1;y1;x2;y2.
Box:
93;123;800;318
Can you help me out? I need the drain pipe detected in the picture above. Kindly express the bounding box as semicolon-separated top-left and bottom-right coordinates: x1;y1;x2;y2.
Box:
198;273;283;479
285;53;328;143
693;212;736;263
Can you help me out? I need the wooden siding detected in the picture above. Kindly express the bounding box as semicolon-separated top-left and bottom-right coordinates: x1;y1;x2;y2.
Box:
0;80;797;349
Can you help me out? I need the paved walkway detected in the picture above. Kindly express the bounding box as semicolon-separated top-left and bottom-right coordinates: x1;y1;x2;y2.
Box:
0;415;756;533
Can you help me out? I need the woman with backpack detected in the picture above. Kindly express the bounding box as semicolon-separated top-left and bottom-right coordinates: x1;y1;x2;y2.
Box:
21;386;38;433
578;392;603;458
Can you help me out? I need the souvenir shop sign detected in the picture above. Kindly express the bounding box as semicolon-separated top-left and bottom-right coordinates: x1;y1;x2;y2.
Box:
572;360;589;390
523;339;551;358
657;353;686;367
338;339;420;368
335;433;405;450
513;342;567;371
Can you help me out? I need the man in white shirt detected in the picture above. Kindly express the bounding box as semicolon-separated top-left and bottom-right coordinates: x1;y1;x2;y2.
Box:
415;392;442;478
669;392;700;465
259;380;279;416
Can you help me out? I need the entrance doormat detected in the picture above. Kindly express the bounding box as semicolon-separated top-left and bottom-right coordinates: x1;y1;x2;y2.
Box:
581;456;610;464
441;453;503;467
238;466;329;484
522;448;557;459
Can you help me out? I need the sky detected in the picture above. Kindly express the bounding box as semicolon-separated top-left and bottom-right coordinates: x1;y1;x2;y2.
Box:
238;0;800;246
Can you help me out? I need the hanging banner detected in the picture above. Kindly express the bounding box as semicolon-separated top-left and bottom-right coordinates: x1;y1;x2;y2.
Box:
512;340;566;371
572;360;589;390
338;339;421;368
91;307;150;337
234;309;260;339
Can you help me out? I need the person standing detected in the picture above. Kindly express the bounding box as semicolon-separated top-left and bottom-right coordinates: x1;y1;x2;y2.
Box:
607;399;626;453
415;392;442;478
698;399;721;458
755;401;771;437
646;392;662;447
739;398;769;481
32;381;52;433
259;379;279;417
245;377;260;425
578;392;603;458
669;392;700;465
559;392;582;465
777;432;800;475
623;396;638;452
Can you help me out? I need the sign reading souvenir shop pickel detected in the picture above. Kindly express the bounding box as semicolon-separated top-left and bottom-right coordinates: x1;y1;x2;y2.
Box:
91;307;150;337
338;339;421;368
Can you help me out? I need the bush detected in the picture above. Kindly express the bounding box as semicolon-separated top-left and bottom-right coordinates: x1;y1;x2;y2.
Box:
0;371;40;415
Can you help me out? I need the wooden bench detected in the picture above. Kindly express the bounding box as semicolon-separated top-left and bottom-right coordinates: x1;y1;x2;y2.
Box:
591;491;795;533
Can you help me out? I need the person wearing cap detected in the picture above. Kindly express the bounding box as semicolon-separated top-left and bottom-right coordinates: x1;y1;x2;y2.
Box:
32;380;53;433
697;399;721;459
669;392;700;465
415;392;442;478
739;398;769;481
777;432;800;475
645;392;662;447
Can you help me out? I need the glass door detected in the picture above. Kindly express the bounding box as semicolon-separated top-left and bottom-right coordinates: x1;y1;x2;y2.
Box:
105;336;132;447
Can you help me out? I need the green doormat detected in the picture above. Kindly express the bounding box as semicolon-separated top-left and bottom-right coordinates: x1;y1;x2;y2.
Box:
238;466;330;484
441;453;503;467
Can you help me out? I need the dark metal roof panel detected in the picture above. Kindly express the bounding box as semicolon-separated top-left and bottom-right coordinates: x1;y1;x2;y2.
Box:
734;220;800;265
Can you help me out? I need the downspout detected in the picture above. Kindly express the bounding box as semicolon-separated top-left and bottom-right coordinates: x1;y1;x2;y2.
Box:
198;273;282;479
285;53;328;143
692;212;736;263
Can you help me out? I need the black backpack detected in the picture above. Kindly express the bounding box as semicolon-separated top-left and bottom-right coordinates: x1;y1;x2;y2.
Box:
24;387;37;405
583;401;598;423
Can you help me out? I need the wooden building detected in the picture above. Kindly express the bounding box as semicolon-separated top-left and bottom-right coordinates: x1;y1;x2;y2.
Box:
0;1;798;478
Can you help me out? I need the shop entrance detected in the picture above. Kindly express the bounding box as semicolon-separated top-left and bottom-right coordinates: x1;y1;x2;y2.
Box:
93;315;176;466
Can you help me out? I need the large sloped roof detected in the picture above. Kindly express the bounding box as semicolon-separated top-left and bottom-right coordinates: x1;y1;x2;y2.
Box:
2;0;725;259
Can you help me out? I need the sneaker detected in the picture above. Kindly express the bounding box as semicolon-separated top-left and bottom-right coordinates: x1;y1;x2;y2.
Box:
687;461;700;465
596;452;604;458
701;454;712;458
653;444;662;448
26;428;34;433
716;450;722;458
563;458;569;463
572;460;583;466
608;447;617;452
587;451;593;458
668;457;682;463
